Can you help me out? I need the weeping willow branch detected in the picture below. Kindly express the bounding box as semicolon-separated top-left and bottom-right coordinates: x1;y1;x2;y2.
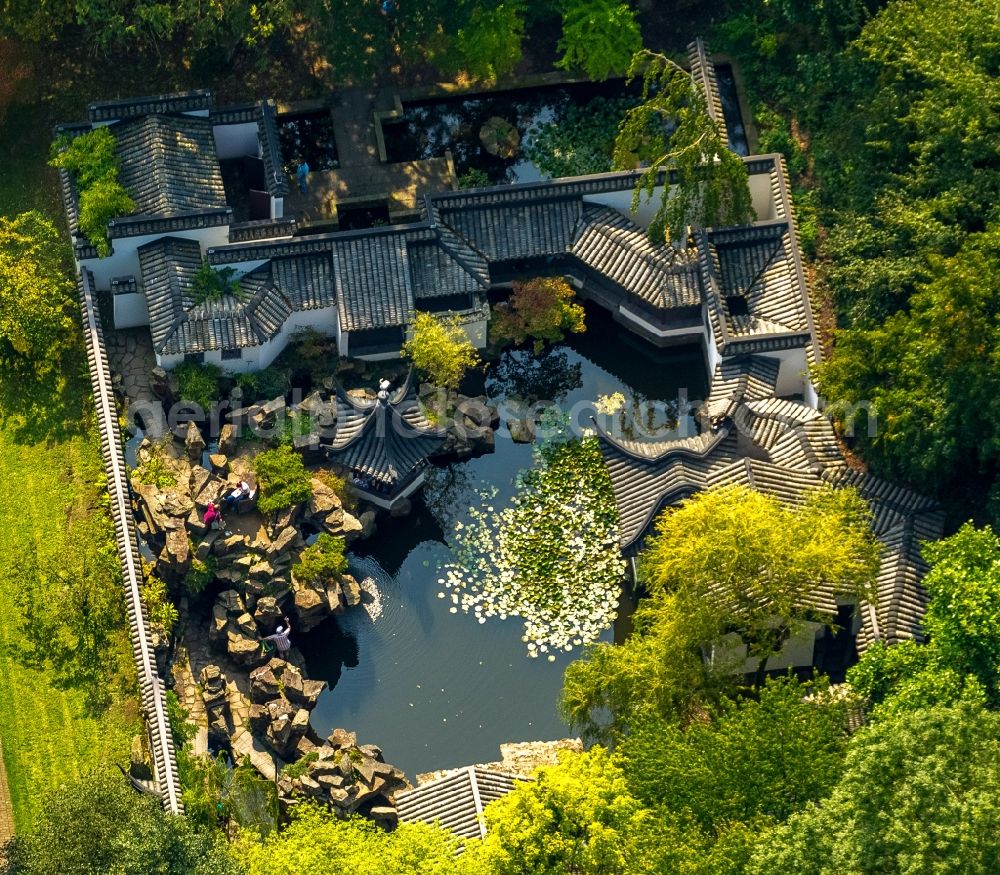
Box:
613;49;754;243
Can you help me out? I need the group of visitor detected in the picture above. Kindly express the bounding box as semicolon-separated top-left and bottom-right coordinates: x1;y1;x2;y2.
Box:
202;480;254;531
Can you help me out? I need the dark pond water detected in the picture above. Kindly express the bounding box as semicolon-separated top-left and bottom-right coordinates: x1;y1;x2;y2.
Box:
715;64;749;156
381;65;748;185
277;111;340;174
299;303;709;777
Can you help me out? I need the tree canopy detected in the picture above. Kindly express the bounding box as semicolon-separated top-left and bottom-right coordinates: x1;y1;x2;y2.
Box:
613;49;754;243
402;311;479;392
562;484;878;738
750;696;1000;875
491;277;586;353
556;0;642;81
2;771;237;875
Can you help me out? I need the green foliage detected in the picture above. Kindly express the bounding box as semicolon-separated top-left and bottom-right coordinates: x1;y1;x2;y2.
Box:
234;365;290;405
525;96;636;179
2;769;237;875
620;677;850;831
134;447;178;489
452;0;525;83
556;0;642;81
463;748;668;874
50;128;134;257
183;556;217;595
172;361;222;411
293;533;347;586
0;212;77;382
817;226;1000;515
491;276;585;353
191;259;242;305
750;695;1000;875
562;484;879;738
643;484;878;673
280;750;318;779
232;803;462;874
613;50;754;242
179;753;279;834
456;167;492;189
402;311;479;391
8;475;133;710
252;445;313;515
141;572;179;635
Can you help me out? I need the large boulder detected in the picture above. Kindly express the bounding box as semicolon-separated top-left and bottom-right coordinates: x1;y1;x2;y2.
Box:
218;423;238;456
184;421;206;462
158;528;191;577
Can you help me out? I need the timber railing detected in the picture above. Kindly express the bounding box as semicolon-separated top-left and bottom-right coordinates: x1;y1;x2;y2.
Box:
78;268;183;814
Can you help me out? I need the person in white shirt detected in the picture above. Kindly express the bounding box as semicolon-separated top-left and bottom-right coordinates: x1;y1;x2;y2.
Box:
262;618;292;654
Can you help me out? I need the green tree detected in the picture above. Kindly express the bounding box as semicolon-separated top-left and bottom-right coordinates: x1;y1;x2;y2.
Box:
556;0;642;81
491;276;585;353
644;484;878;681
402;311;479;391
613;49;754;242
817;227;1000;518
2;770;237;875
252;445;313;515
0;212;77;382
750;695;1000;875
562;484;879;737
462;747;669;875
50;128;135;257
620;677;850;831
451;0;525;83
232;803;461;874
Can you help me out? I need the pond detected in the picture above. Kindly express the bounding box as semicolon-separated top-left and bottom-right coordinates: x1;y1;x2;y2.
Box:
277;111;340;174
380;65;748;185
298;303;709;778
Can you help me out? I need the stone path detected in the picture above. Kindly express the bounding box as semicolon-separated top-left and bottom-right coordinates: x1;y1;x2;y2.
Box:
105;327;167;439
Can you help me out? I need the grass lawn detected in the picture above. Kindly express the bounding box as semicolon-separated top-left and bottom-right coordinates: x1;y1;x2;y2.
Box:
0;424;139;831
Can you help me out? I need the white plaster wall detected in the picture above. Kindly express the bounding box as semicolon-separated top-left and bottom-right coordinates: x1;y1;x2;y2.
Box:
82;224;230;289
748;172;776;221
213;122;259;159
113;292;149;329
760;347;809;398
704;304;721;375
584;186;669;230
272;197;284;220
617;305;705;342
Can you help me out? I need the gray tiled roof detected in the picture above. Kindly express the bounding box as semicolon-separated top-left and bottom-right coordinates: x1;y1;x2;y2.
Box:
324;376;445;488
256;100;290;197
599;356;942;652
440;198;583;262
409;239;487;300
114;114;227;217
88;90;213;123
331;235;414;331
571;204;701;310
396;766;524;842
271;254;336;310
138;237;295;355
688;38;727;138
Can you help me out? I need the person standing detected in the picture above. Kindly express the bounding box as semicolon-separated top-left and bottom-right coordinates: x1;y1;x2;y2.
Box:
261;617;293;655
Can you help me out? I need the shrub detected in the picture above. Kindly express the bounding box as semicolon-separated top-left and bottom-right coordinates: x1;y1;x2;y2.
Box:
49;128;135;257
457;167;492;189
491;276;586;352
141;573;179;635
183;556;217;595
134;449;177;489
253;445;313;515
235;365;290;404
402;311;479;391
191;259;243;305
173;361;222;411
294;534;347;586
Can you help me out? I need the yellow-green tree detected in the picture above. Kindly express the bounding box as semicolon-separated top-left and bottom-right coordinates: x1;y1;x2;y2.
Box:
563;484;879;738
491;276;585;353
402;311;479;391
